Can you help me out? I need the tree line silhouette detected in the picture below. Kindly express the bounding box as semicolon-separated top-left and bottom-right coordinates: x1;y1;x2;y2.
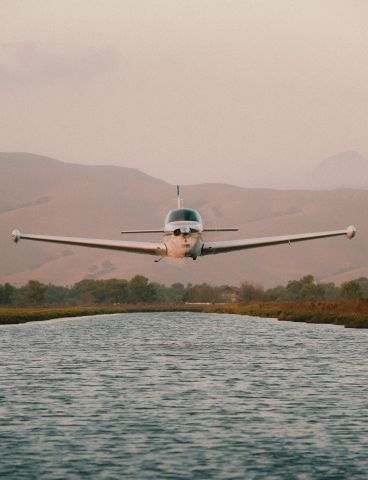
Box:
0;274;366;307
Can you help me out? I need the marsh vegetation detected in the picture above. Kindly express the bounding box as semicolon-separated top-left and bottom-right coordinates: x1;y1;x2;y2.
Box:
1;274;367;307
1;274;368;328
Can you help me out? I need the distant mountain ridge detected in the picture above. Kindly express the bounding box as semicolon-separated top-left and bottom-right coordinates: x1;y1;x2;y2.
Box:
0;152;366;287
298;151;368;190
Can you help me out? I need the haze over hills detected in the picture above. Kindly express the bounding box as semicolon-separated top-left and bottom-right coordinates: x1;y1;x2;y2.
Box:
1;152;366;287
297;151;368;190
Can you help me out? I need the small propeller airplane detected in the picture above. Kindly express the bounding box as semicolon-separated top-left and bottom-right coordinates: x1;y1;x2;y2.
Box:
11;186;356;261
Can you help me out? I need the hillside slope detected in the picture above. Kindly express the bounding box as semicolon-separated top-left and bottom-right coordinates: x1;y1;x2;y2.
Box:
1;153;365;287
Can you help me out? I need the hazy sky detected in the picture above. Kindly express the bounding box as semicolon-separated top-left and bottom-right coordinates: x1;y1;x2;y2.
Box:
1;0;368;187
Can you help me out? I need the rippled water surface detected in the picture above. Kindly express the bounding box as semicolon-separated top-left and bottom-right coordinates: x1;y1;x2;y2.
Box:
0;312;367;479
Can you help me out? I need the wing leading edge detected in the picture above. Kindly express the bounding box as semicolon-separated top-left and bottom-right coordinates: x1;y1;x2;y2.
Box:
11;230;166;256
201;226;356;256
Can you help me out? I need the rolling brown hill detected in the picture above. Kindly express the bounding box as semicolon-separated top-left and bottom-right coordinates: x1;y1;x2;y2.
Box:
0;153;366;287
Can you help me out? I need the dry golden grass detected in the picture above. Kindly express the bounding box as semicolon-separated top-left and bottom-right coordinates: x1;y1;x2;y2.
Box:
204;300;368;328
1;301;367;328
0;304;203;325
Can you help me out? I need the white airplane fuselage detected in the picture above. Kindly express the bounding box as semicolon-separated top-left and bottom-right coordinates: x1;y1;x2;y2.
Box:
164;222;203;259
163;209;203;259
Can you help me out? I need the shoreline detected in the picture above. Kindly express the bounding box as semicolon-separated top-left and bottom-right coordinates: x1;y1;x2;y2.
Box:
0;301;368;328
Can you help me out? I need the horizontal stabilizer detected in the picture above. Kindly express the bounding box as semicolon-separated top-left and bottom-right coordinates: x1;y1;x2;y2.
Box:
121;229;164;234
203;228;238;232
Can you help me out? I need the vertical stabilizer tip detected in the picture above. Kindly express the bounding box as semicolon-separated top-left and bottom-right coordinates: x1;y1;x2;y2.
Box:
346;225;356;239
11;229;21;243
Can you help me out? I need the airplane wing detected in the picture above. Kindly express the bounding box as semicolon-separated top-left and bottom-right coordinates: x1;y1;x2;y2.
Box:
201;226;356;256
11;230;166;256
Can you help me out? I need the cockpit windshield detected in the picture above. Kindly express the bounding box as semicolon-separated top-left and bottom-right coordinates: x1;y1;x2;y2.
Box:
166;209;202;223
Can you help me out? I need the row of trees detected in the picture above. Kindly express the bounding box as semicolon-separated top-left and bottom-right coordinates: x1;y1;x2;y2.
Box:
0;274;366;307
239;275;367;301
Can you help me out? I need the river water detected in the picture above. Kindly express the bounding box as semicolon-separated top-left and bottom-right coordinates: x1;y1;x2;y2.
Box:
0;312;367;479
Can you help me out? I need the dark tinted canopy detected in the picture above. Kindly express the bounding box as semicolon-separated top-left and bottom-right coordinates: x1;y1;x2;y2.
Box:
166;209;202;223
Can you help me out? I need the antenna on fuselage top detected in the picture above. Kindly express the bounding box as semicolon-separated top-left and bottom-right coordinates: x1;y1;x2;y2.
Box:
177;185;183;208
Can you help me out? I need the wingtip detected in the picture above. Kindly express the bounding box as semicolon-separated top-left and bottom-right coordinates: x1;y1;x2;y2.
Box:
11;229;21;243
346;225;356;239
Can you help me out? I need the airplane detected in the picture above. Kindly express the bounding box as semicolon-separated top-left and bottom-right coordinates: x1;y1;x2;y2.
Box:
11;186;356;260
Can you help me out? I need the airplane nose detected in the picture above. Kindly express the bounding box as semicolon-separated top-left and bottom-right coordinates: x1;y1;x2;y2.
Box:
181;226;190;236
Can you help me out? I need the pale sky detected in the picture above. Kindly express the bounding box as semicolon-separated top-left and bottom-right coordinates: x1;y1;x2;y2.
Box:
1;0;368;187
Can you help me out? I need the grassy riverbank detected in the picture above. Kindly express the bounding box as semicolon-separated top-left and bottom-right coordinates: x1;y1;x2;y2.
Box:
0;304;205;325
206;301;368;329
1;300;368;328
